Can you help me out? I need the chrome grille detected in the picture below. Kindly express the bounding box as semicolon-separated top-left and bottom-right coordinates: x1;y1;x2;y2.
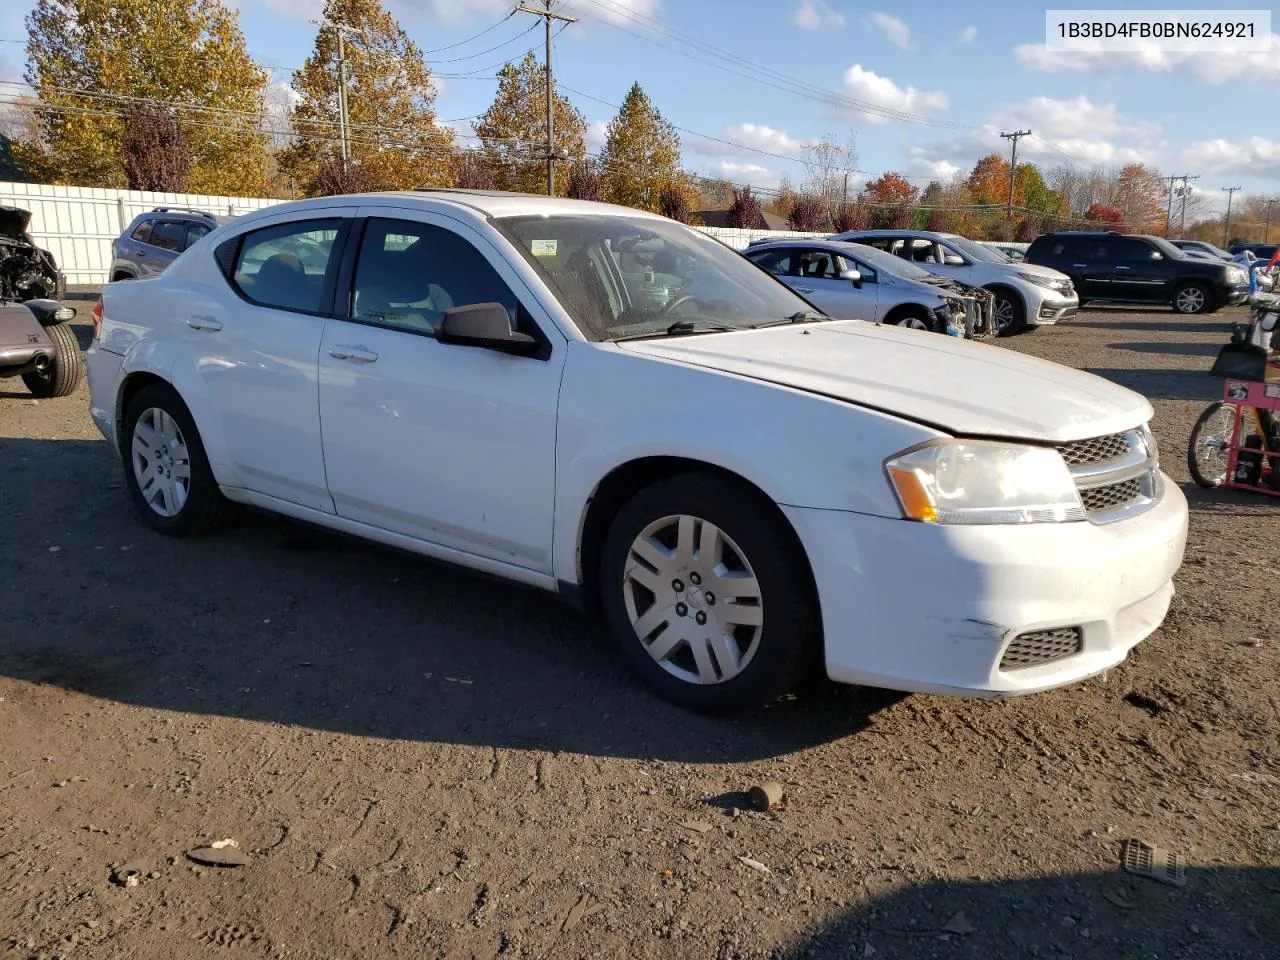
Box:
1058;432;1131;466
1080;477;1142;513
1000;627;1083;670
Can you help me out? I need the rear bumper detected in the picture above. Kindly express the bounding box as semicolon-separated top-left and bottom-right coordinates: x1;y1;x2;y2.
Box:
782;477;1188;697
0;343;50;370
86;343;125;450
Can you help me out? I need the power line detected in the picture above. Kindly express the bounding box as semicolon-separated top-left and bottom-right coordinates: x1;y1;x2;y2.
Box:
425;21;538;64
418;10;517;54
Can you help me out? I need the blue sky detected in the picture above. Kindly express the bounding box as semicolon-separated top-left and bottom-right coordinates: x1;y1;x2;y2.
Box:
1;0;1273;209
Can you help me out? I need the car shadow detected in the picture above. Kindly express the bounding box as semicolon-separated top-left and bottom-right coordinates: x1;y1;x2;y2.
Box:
0;436;904;763
1085;367;1221;402
1107;341;1221;357
782;866;1279;959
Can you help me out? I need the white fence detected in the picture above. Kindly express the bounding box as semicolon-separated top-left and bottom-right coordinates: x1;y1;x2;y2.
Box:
0;180;828;283
0;182;285;284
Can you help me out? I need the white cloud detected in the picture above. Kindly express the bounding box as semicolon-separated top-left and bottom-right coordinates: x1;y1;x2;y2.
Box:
842;65;949;123
998;94;1160;142
723;123;807;155
1014;36;1280;85
705;160;782;191
905;151;962;182
226;0;322;21
1179;137;1280;179
958;25;978;43
559;0;662;25
792;0;845;31
586;119;609;153
865;12;911;50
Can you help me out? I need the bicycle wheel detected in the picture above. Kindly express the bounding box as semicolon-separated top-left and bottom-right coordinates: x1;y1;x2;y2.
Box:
1187;402;1236;489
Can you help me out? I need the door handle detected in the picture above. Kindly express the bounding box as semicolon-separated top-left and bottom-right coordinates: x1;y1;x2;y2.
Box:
1113;265;1131;271
329;346;378;363
1071;263;1088;268
795;286;815;294
186;316;222;331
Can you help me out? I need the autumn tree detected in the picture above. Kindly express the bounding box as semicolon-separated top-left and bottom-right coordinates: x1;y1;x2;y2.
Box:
314;155;372;195
22;0;269;193
286;0;452;195
565;160;602;201
726;185;764;228
919;181;944;207
1014;215;1043;243
1114;163;1165;232
966;153;1011;206
862;172;919;206
1084;203;1126;230
787;194;825;231
658;183;691;223
475;51;585;196
1015;164;1063;215
766;172;798;220
122;104;191;192
598;83;682;211
801;133;858;219
454;151;496;189
832;202;868;233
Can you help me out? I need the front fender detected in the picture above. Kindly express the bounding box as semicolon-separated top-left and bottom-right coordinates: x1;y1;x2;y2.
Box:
551;343;939;584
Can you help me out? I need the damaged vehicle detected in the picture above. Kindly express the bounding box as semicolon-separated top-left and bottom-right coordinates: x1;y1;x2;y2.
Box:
744;238;996;337
0;205;82;397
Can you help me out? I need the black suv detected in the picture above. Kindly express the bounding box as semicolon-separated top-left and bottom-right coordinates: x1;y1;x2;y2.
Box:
1025;231;1250;314
110;207;230;281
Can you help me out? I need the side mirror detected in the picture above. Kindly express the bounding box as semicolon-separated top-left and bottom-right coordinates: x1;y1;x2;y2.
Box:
839;268;862;288
439;302;538;356
943;254;966;266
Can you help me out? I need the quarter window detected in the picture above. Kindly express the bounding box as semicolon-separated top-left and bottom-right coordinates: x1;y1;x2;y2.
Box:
184;222;211;250
231;219;342;314
150;221;186;252
130;221;153;244
350;218;525;337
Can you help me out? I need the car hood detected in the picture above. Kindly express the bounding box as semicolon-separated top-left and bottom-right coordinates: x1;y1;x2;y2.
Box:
1003;260;1070;282
618;320;1152;443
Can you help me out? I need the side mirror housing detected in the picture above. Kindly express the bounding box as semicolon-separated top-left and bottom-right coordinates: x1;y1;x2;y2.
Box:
439;302;539;356
839;268;862;288
943;254;966;266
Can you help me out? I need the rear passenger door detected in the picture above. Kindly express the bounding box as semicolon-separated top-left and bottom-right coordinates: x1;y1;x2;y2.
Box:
316;210;565;572
194;209;355;512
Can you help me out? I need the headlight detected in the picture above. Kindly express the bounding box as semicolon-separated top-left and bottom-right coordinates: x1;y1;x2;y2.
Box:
1016;272;1069;293
1228;268;1246;283
885;440;1086;525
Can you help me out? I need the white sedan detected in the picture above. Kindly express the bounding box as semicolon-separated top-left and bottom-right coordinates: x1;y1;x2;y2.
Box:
86;191;1188;714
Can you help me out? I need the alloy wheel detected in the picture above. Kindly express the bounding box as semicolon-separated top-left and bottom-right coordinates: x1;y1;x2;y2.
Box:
621;514;764;685
994;296;1015;333
131;407;192;518
1175;286;1207;314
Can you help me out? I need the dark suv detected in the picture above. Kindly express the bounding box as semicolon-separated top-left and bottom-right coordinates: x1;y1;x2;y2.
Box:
1025;231;1250;314
110;207;230;281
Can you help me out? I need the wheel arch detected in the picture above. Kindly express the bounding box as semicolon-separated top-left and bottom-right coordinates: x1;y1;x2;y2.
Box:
882;302;933;327
570;456;820;622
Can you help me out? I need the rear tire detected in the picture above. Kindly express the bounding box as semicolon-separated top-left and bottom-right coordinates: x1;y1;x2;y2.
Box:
1187;402;1234;489
121;383;233;536
21;321;83;398
599;473;820;714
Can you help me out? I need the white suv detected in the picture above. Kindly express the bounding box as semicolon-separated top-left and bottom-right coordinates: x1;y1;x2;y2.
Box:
86;191;1186;714
832;229;1078;335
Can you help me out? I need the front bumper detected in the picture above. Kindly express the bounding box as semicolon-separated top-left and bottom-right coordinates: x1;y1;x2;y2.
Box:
782;477;1188;697
1218;283;1250;306
1031;295;1078;325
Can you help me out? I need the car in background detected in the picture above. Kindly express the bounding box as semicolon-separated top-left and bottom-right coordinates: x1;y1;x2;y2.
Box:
0;204;64;301
830;228;1077;335
1176;240;1276;292
980;240;1029;262
741;238;992;334
1172;239;1232;261
1025;231;1250;314
1228;243;1279;262
86;190;1188;715
110;207;231;281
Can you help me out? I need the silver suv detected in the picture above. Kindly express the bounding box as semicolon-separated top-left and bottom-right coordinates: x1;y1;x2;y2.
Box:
110;207;230;281
831;229;1078;335
744;239;993;335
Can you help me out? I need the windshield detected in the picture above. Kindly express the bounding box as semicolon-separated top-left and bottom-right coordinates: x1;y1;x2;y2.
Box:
1149;236;1185;259
1193;241;1231;258
945;236;1010;263
834;241;935;281
496;215;815;340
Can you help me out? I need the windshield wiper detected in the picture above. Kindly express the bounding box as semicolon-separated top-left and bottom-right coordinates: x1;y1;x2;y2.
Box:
753;310;830;328
610;319;738;342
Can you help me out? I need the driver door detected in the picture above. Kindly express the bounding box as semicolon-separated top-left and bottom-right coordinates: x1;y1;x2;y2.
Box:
316;210;566;573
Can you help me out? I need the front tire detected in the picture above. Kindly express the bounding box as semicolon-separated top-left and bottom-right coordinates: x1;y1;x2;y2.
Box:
1187;402;1236;489
21;321;83;398
991;290;1026;336
599;473;821;714
888;308;943;334
121;383;232;536
1173;282;1212;315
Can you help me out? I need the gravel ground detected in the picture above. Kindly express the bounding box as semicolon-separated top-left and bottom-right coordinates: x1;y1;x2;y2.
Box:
2;298;1278;960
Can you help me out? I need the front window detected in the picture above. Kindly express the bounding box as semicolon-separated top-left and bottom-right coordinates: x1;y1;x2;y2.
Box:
496;215;815;341
946;236;1008;263
837;243;932;282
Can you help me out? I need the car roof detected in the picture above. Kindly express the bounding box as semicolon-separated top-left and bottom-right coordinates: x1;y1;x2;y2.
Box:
229;190;670;225
744;238;859;253
836;229;960;240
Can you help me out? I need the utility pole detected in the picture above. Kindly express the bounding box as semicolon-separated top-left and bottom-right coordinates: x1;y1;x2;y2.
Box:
1222;185;1242;247
1163;175;1178;237
1174;174;1199;237
318;20;359;169
518;1;577;195
999;129;1030;220
1264;198;1279;244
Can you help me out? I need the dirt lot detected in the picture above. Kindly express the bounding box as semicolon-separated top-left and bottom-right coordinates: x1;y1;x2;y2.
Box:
2;299;1278;960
